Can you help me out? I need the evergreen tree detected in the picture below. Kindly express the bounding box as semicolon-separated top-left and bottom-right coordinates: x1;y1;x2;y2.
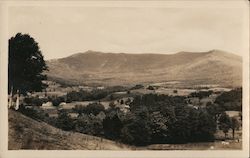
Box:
8;33;48;108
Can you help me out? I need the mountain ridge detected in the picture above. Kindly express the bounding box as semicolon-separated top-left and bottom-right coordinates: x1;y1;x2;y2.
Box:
46;50;242;87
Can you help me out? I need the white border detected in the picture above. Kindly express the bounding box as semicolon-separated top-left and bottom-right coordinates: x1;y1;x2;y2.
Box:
0;1;249;158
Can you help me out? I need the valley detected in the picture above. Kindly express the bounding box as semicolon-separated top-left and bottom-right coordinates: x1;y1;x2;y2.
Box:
9;50;243;150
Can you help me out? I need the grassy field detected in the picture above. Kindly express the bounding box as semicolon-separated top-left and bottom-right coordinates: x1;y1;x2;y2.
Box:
9;110;242;150
8;110;130;150
139;141;242;150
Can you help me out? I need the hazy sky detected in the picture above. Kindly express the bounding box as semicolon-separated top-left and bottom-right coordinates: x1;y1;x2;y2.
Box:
8;2;248;59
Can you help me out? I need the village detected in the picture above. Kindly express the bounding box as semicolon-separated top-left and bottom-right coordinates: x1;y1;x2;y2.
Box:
11;80;234;118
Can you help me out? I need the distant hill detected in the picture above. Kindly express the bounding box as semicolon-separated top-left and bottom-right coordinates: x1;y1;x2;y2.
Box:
46;50;242;87
8;110;130;150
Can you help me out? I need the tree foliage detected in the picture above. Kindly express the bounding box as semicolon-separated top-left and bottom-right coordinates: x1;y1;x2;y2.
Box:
231;117;240;139
218;112;232;139
103;108;123;139
55;110;74;131
73;103;105;116
215;88;242;111
8;33;48;95
75;113;103;136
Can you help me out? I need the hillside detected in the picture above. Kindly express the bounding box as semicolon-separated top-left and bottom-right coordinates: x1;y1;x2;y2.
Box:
46;50;242;87
8;110;130;150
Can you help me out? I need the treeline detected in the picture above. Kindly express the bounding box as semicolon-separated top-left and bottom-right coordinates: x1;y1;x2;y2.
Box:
24;86;129;107
19;94;216;145
66;89;109;102
18;88;242;146
66;86;130;102
189;90;213;99
122;94;217;145
214;88;242;111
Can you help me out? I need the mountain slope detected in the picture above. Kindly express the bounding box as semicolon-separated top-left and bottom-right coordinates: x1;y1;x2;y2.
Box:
46;50;242;87
8;110;130;150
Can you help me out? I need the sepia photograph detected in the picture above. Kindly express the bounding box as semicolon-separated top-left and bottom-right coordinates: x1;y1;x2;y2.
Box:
0;0;249;158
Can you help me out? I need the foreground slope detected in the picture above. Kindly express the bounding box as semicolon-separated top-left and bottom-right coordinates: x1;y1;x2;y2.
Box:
47;50;242;87
8;110;130;150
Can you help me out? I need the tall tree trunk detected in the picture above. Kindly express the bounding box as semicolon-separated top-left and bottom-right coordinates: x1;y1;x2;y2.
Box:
232;129;235;139
15;90;20;110
8;86;13;108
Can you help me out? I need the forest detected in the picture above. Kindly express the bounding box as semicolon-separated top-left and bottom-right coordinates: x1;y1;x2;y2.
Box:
18;88;242;146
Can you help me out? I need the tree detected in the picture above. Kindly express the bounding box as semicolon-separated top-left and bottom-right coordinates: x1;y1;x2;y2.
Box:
103;109;123;139
84;103;105;115
120;107;152;145
120;99;124;105
239;112;242;121
231;117;240;139
193;110;216;142
218;112;232;139
56;110;74;131
168;104;190;143
75;113;103;136
206;103;223;120
149;111;169;143
215;88;242;111
51;96;65;106
173;90;178;94
8;33;48;109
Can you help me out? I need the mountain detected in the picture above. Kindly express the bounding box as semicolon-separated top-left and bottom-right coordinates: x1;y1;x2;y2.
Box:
8;110;130;150
46;50;242;87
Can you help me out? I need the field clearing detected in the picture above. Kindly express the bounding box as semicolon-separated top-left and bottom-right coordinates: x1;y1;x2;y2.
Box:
155;88;196;96
140;141;242;150
61;101;111;110
225;111;241;117
131;88;197;96
214;129;242;140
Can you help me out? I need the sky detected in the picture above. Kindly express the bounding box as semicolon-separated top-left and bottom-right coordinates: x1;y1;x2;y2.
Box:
8;2;248;60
